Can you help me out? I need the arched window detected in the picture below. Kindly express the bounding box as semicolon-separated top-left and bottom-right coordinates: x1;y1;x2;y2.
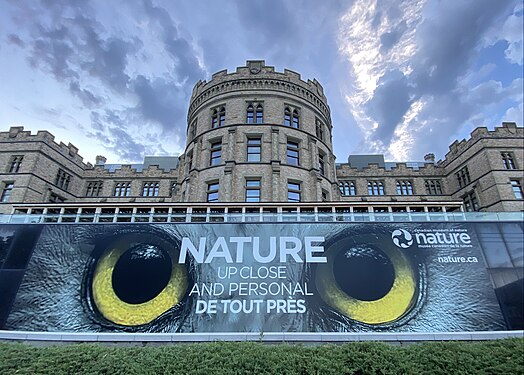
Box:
367;181;385;195
255;105;263;124
292;109;299;128
315;120;324;140
246;105;254;124
142;182;159;197
219;107;225;127
396;180;413;195
212;107;225;128
339;181;356;196
211;109;218;128
284;107;291;126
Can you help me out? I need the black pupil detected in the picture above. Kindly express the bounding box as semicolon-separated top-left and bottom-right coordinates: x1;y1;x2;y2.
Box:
333;246;395;301
112;244;172;304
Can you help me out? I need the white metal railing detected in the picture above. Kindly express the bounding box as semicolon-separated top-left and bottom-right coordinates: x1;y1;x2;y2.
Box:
1;211;522;224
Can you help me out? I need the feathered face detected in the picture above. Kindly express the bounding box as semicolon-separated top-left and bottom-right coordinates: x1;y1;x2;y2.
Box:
4;223;505;333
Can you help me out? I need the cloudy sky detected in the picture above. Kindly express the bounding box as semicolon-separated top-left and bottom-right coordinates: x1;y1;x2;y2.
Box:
0;0;522;165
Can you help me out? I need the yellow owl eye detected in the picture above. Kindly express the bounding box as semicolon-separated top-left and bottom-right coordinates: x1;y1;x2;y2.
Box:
90;234;188;326
315;235;417;325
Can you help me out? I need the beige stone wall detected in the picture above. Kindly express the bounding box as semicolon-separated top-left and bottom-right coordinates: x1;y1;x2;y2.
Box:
438;122;524;211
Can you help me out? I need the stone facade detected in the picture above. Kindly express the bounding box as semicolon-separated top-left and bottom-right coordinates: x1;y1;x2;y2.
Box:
336;122;524;212
0;61;523;215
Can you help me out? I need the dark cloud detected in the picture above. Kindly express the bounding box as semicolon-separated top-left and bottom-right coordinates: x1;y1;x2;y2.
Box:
142;0;204;83
69;81;102;108
131;75;186;135
366;70;412;143
7;34;24;47
89;111;145;161
411;0;512;95
15;8;137;93
78;23;136;90
234;0;295;49
4;0;203;161
29;25;78;81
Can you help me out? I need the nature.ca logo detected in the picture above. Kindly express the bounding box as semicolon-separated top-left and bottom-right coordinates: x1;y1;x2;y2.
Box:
391;229;413;248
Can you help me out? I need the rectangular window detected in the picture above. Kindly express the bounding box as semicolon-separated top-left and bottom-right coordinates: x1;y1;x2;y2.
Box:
210;141;222;166
319;153;326;176
142;182;159;197
9;155;23;173
113;182;131;197
0;182;14;202
501;152;516;169
287;181;301;202
321;189;329;202
339;181;356;196
86;181;103;197
367;180;385;195
207;181;219;202
245;179;261;202
463;190;479;212
396;180;413;195
55;169;72;191
286;140;299;166
247;137;261;162
456;166;471;188
424;180;443;195
49;192;65;203
511;179;523;199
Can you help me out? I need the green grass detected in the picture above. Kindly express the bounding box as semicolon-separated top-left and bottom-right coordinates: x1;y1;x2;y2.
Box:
0;338;522;374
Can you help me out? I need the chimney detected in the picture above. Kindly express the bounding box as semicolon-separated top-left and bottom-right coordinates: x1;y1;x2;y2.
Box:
424;153;435;164
95;155;107;165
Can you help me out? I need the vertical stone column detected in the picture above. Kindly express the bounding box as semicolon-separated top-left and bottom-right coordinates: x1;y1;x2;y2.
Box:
308;136;321;200
226;127;237;161
271;127;280;161
271;162;281;201
192;138;202;170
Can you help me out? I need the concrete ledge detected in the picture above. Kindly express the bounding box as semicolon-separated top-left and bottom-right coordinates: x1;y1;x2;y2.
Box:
255;333;285;342
170;333;209;342
321;333;359;342
0;330;522;344
395;333;436;341
97;333;135;342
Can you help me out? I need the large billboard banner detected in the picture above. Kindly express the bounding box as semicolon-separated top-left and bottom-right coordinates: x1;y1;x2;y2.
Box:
0;222;518;333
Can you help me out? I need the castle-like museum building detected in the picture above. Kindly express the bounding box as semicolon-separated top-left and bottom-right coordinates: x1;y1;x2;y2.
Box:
0;62;523;337
0;61;523;221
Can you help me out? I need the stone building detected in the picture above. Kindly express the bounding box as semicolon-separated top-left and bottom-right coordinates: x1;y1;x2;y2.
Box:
0;61;522;221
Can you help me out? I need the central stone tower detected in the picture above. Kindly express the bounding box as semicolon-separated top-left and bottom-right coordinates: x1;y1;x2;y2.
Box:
179;60;335;203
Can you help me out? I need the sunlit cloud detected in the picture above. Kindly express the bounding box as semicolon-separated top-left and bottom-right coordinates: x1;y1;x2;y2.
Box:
337;0;520;161
338;0;425;152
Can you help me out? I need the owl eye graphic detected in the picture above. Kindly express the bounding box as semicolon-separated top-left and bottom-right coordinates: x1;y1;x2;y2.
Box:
84;230;190;328
314;232;420;325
